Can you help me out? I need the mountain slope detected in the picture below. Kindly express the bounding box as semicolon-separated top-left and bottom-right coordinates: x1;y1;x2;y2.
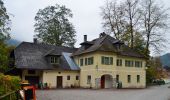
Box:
160;53;170;67
6;39;21;46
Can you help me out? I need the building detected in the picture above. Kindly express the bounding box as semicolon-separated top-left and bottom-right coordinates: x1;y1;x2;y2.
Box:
12;33;146;89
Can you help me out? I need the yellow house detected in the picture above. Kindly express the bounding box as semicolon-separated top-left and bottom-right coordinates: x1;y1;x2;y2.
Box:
13;33;146;89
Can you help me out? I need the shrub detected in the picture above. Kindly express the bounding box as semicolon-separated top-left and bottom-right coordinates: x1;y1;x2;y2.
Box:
0;73;21;96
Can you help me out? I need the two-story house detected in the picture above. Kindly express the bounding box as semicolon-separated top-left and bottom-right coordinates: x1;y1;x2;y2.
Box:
12;32;146;89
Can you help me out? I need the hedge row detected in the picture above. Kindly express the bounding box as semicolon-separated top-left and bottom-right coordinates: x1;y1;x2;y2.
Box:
0;73;21;96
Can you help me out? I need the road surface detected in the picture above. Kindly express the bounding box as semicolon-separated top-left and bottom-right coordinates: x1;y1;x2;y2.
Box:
36;84;170;100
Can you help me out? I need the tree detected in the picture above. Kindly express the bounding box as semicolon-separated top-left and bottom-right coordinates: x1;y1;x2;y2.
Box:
101;1;126;40
0;42;8;72
0;0;11;42
124;0;142;48
146;56;168;84
140;0;169;56
101;0;169;55
34;4;76;47
101;0;141;48
0;0;11;73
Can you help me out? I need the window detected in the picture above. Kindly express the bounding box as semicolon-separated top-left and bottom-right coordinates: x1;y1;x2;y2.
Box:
87;75;91;84
88;57;94;65
127;75;131;83
125;60;133;67
116;75;119;82
67;75;70;80
76;76;79;80
28;70;35;74
51;56;59;64
85;58;88;65
137;75;140;83
135;61;142;67
83;57;93;66
80;59;83;66
117;59;122;66
101;56;113;65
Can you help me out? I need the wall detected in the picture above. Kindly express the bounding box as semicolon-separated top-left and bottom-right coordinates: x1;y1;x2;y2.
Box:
42;70;80;88
74;51;146;88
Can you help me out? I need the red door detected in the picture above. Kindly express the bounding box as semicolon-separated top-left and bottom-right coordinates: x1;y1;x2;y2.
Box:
101;76;105;88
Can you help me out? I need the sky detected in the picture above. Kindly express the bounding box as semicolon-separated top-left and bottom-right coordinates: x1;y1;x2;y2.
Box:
4;0;170;55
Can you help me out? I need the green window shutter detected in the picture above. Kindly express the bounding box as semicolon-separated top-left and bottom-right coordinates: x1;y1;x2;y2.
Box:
135;61;137;67
131;61;134;67
101;56;104;64
88;58;90;65
85;58;87;65
80;59;83;66
116;59;119;66
110;57;113;65
91;57;94;64
120;59;122;66
140;62;143;67
125;60;128;67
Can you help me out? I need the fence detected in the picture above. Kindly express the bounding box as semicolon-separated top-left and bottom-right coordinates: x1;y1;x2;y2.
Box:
0;90;20;100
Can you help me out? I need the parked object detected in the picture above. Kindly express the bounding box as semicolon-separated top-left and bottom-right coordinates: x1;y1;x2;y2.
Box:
163;79;170;84
20;82;36;100
153;79;165;85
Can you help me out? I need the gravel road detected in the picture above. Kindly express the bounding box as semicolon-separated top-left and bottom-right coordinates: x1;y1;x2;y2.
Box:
36;84;170;100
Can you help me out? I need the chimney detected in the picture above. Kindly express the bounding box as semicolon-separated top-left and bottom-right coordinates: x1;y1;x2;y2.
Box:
84;35;87;42
33;38;38;44
100;32;106;37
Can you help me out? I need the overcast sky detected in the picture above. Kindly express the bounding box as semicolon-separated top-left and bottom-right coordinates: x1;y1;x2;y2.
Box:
4;0;170;55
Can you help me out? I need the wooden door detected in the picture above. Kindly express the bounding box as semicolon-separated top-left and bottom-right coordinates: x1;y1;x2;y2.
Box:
25;76;39;85
101;76;105;88
57;76;63;88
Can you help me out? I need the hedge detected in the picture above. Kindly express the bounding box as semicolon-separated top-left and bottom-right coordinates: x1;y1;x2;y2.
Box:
0;73;21;96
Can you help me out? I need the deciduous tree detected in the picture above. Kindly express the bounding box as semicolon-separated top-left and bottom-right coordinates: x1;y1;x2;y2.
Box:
101;0;169;56
0;0;11;73
0;0;10;42
34;4;76;47
140;0;169;56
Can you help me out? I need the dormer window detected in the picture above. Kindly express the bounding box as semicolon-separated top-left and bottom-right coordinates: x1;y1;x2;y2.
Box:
116;44;122;51
50;56;59;64
113;40;124;52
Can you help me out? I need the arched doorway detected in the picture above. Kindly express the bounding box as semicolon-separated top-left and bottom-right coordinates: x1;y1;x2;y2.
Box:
101;74;113;88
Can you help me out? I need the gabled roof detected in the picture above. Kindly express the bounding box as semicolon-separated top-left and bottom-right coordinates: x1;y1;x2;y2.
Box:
73;35;145;58
14;42;79;70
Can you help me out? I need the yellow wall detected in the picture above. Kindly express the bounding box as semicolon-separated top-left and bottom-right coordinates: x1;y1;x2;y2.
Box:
74;51;146;88
22;51;146;89
42;70;80;88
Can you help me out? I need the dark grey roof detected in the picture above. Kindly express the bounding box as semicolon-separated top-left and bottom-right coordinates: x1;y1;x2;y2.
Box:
73;35;145;58
14;42;79;70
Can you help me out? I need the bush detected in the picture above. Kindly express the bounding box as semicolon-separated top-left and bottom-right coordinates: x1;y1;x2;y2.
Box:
0;73;21;96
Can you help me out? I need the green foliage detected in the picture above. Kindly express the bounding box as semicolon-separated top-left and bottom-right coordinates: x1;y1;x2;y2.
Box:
34;4;76;47
0;0;12;73
0;0;11;42
0;73;21;96
0;42;8;72
146;57;164;84
0;42;15;73
146;67;157;84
